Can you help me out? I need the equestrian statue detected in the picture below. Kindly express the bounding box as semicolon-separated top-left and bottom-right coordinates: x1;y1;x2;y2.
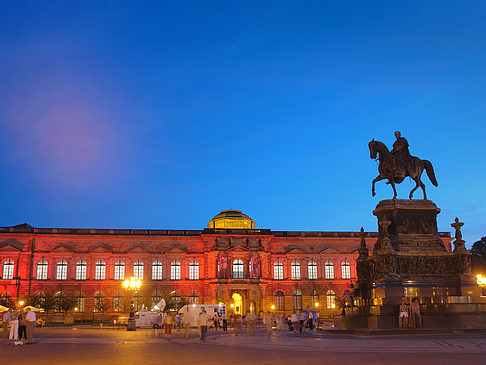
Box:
368;132;438;199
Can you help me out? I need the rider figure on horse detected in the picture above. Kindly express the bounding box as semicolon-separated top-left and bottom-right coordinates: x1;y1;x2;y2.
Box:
390;131;410;183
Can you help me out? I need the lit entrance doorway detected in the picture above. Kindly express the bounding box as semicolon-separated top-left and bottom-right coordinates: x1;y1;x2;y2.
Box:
232;293;243;315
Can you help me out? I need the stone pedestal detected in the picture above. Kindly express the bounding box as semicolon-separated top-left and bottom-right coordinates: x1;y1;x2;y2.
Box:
127;318;136;331
336;199;486;329
373;199;446;254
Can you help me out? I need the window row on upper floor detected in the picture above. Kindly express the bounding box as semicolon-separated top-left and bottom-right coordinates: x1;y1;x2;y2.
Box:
273;260;352;280
27;259;199;281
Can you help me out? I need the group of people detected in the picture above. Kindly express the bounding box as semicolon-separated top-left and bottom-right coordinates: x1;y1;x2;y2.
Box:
159;308;303;341
211;312;229;332
159;309;216;341
1;306;37;345
398;298;422;328
288;311;319;335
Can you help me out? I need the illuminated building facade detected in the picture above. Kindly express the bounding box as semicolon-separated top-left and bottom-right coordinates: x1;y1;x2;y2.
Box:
0;210;452;319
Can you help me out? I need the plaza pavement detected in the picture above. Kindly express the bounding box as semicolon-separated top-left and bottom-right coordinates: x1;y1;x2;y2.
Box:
1;326;486;364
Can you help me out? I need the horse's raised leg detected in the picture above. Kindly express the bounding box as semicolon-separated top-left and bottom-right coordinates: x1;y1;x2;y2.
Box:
372;175;385;197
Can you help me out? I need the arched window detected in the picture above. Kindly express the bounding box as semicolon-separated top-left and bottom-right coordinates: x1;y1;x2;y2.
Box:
113;292;124;312
341;260;351;279
189;291;199;305
114;261;125;280
232;259;244;279
275;291;284;311
152;291;162;308
133;260;144;280
325;261;335;279
308;261;318;280
291;261;301;280
170;261;181;280
56;260;67;280
171;291;181;308
54;291;64;313
326;290;336;309
132;291;142;311
152;261;163;280
292;290;302;310
76;260;87;280
189;261;199;280
36;260;48;280
273;261;283;280
95;260;106;280
2;259;14;279
75;292;85;312
94;292;106;312
311;290;319;307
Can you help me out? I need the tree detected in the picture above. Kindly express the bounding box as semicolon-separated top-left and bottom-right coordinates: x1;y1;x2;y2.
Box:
0;293;13;308
30;292;55;316
94;295;111;324
58;294;77;316
471;236;486;273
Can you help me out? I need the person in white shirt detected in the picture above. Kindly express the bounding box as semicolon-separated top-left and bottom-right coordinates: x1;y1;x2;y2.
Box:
2;309;10;341
24;308;36;344
197;309;209;340
263;311;273;336
182;311;191;340
9;308;20;341
222;313;228;331
291;311;300;336
245;312;257;336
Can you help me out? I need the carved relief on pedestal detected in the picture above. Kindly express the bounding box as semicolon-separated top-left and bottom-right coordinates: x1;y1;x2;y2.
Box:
365;253;473;281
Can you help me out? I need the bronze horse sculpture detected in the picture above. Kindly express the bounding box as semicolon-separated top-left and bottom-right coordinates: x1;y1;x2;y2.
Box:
368;139;438;199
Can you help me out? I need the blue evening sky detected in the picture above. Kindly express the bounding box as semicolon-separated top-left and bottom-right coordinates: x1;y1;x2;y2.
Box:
1;1;485;247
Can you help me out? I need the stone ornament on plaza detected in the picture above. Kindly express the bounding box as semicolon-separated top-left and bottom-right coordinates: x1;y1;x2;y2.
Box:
369;131;438;199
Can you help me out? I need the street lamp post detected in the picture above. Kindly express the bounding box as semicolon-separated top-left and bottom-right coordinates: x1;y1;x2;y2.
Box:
123;277;142;331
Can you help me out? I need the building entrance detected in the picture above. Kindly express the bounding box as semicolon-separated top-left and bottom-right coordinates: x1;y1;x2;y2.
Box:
232;292;243;315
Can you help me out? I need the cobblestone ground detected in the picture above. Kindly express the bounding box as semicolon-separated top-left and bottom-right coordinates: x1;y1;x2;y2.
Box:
1;326;486;364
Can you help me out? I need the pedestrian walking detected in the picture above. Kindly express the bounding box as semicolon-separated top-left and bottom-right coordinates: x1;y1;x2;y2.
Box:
277;314;284;331
9;307;20;342
24;307;36;344
164;312;173;340
182;311;191;340
308;312;314;331
232;313;242;336
2;308;10;341
264;311;273;336
245;312;257;336
213;314;219;331
222;312;228;331
198;309;209;341
291;311;300;336
299;311;304;333
18;309;26;341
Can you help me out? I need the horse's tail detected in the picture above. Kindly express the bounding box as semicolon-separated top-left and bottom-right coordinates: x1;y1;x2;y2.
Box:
423;160;438;187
